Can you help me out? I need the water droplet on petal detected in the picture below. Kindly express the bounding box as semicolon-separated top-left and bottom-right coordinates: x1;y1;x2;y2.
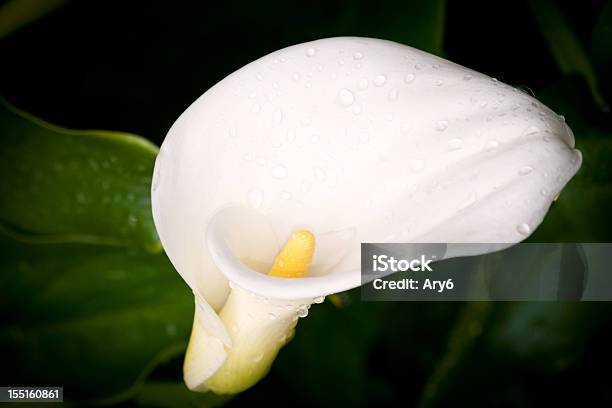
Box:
306;47;317;57
297;306;309;318
251;103;261;113
273;109;283;123
374;75;387;86
524;125;540;136
358;78;369;90
447;138;463;151
517;223;531;236
281;191;292;200
359;132;370;143
436;120;449;131
352;104;362;115
286;131;296;143
388;88;399;101
337;88;355;106
404;73;415;83
463;74;473;81
519;166;533;175
314;296;325;304
314;167;327;181
272;165;288;179
353;51;363;60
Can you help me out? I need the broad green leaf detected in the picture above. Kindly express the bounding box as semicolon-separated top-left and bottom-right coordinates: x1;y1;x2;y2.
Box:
0;233;193;403
528;0;607;110
0;98;161;251
0;101;194;403
135;381;232;408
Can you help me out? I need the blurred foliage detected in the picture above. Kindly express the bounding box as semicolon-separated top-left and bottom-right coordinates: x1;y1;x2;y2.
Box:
0;101;193;402
1;0;612;407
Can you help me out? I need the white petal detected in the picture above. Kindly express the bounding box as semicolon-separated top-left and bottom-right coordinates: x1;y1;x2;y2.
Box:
152;37;581;301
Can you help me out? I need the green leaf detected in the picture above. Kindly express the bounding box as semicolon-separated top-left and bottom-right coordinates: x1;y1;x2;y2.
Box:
134;381;232;408
528;0;607;110
0;98;161;252
0;101;193;403
0;234;193;402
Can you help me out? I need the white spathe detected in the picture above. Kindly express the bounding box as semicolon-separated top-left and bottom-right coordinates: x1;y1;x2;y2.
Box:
151;37;581;393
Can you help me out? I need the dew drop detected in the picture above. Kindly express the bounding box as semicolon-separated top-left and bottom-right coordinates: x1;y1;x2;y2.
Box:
281;191;292;200
447;138;463;151
373;74;387;86
388;87;399;101
268;313;277;320
311;135;320;144
314;167;327;181
297;307;309;318
524;125;540;136
273;109;283;123
353;51;363;60
463;74;473;81
306;47;317;57
256;157;268;166
359;132;370;143
292;72;300;81
352;104;362;115
517;223;531;236
272;165;288;179
404;73;415;83
519;166;533;175
314;296;325;304
435;79;444;86
337;88;355;106
436;120;449;131
358;78;369;90
251;103;261;113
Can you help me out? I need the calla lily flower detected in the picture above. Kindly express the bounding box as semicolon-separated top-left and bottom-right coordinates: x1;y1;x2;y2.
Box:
151;37;581;394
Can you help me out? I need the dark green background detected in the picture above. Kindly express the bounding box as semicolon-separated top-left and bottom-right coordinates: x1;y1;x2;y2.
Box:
1;0;611;407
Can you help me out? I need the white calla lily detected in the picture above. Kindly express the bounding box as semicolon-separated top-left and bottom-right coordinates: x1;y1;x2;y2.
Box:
151;37;581;394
